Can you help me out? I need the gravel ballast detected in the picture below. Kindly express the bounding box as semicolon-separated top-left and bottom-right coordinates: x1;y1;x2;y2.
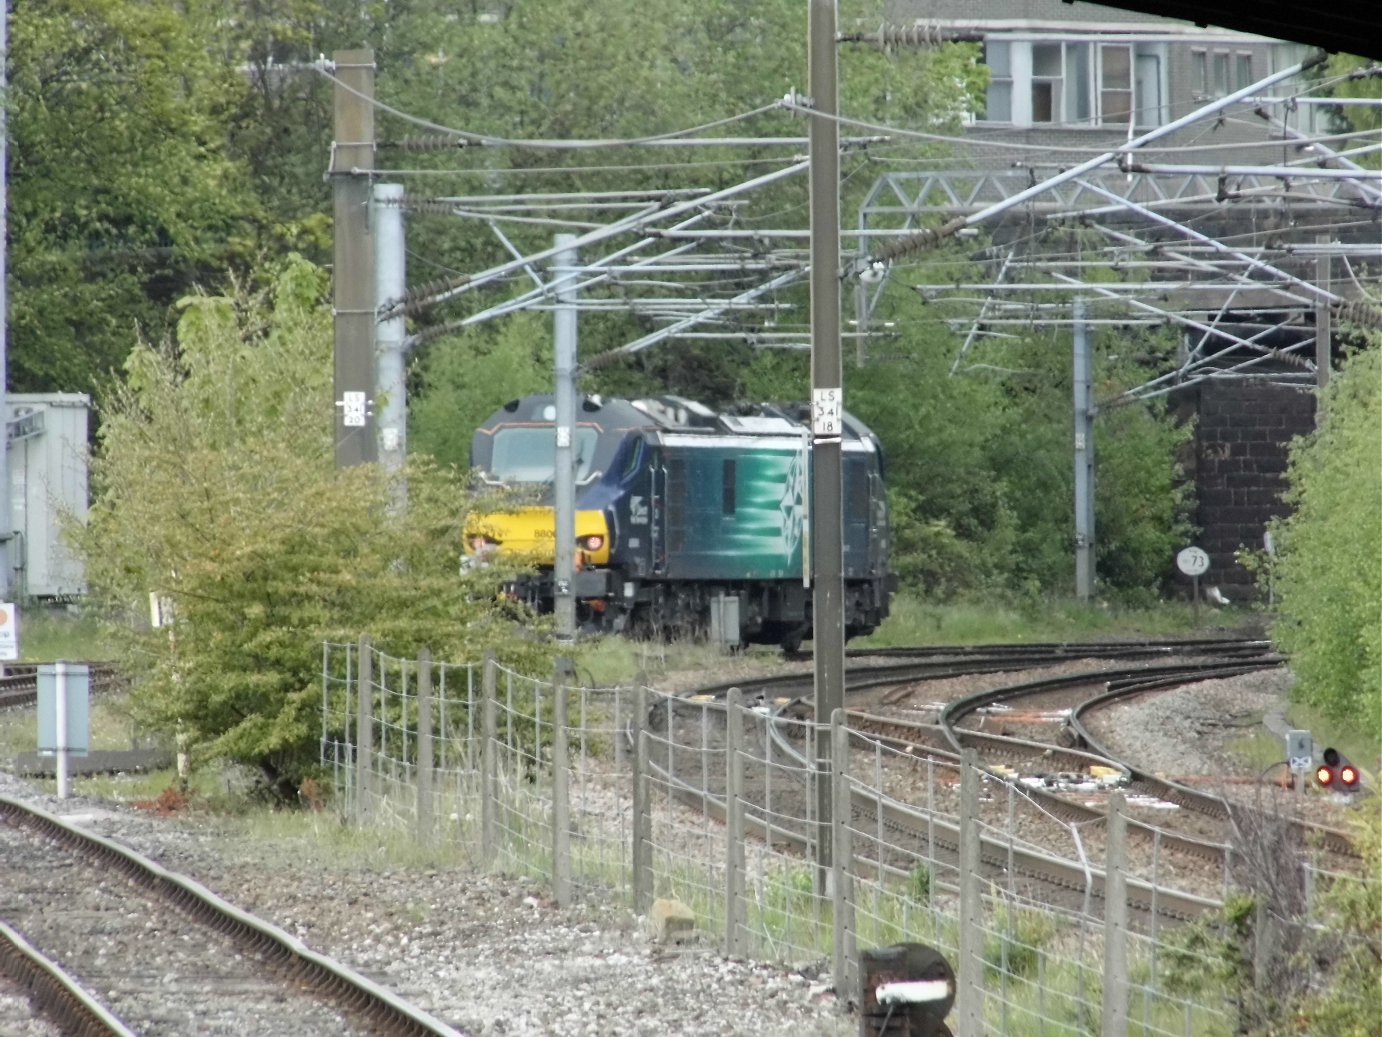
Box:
0;660;1345;1036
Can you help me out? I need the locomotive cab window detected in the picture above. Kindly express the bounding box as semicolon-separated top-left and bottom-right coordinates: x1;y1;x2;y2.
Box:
490;427;601;483
620;437;644;480
722;459;736;515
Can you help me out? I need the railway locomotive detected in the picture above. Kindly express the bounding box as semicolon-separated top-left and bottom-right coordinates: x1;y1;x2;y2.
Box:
467;393;893;649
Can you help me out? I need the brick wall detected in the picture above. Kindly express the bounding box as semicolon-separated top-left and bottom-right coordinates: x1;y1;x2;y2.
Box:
1185;381;1315;600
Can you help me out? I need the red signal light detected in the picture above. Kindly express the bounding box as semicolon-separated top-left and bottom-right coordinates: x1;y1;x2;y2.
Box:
1314;748;1361;792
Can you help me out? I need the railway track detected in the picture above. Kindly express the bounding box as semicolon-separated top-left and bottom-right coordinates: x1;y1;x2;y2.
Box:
652;687;1220;931
0;663;123;710
931;657;1358;859
0;796;463;1037
651;638;1356;929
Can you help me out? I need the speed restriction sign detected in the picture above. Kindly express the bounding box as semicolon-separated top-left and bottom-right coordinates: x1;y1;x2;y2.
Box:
1176;547;1209;577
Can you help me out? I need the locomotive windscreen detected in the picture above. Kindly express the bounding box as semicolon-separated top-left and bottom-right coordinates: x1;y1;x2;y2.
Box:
488;427;601;483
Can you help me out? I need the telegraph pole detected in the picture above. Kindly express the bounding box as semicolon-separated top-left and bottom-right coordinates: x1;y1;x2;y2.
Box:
331;49;377;467
0;6;11;601
808;0;845;882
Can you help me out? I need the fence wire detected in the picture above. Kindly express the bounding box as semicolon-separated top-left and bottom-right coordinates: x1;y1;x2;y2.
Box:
322;640;1365;1037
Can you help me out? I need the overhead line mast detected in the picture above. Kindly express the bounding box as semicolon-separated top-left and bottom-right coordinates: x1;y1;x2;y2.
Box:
807;0;844;885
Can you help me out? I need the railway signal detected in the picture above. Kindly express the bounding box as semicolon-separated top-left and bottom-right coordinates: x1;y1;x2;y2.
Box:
1313;747;1361;792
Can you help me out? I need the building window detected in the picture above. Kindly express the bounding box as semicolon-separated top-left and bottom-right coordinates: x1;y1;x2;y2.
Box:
1032;42;1063;122
1235;52;1253;90
1192;50;1208;97
984;40;1012;121
1100;44;1132;124
1212;51;1230;96
979;36;1163;128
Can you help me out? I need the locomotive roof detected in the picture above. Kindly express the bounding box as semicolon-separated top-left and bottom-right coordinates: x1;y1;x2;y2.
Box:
480;393;880;444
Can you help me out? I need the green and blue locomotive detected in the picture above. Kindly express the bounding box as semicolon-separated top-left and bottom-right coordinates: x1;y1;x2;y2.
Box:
467;394;892;649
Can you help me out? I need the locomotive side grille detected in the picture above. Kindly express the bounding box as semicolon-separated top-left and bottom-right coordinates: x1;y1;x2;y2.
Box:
665;458;687;553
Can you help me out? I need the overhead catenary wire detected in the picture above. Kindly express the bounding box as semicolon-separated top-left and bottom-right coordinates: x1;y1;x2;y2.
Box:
379;159;810;320
322;37;1375;407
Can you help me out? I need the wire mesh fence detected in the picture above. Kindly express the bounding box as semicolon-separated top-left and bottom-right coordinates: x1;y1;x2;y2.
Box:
321;639;1364;1037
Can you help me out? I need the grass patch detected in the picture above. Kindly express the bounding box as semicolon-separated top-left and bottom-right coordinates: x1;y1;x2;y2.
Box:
1226;727;1291;774
567;593;1265;689
573;632;785;688
13;606;115;662
0;688;144;758
856;592;1263;648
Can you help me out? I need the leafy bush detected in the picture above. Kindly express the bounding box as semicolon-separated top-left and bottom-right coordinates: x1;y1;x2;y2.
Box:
1268;343;1382;740
75;257;554;800
1298;813;1382;1035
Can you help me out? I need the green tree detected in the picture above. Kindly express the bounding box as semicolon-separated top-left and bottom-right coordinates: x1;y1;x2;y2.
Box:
8;0;261;394
1298;814;1382;1035
386;0;985;412
1322;54;1382;159
76;257;550;798
409;311;556;466
1268;343;1382;739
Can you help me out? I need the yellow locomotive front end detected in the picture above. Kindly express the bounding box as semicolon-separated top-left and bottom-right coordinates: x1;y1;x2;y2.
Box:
464;507;612;568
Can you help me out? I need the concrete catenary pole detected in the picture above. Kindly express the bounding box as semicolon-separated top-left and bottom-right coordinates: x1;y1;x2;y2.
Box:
808;0;846;883
1315;235;1331;396
373;183;407;479
0;6;11;602
1073;298;1096;601
331;49;377;467
553;235;579;645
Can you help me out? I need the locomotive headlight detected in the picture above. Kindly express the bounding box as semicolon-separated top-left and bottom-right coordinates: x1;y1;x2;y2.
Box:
583;535;605;551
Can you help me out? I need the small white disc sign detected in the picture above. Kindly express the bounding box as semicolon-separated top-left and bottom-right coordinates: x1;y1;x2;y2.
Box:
1176;546;1210;577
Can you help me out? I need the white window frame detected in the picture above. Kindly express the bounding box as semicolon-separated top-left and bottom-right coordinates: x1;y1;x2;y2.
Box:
979;35;1166;130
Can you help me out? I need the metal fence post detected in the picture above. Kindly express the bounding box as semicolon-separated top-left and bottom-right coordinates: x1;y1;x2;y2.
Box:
417;648;434;845
1103;791;1130;1037
354;635;373;826
553;662;572;907
632;685;653;915
480;649;497;865
830;708;855;997
957;749;985;1037
725;689;747;957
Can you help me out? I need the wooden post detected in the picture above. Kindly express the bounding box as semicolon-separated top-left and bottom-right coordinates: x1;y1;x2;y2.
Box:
632;686;653;914
957;749;985;1037
416;648;434;846
725;689;747;958
831;708;856;998
1102;792;1130;1037
552;666;572;907
480;650;497;865
354;635;373;825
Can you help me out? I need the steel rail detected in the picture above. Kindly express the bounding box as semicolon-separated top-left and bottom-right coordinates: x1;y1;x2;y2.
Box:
1067;674;1359;856
0;919;139;1037
758;699;1222;926
0;797;465;1037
